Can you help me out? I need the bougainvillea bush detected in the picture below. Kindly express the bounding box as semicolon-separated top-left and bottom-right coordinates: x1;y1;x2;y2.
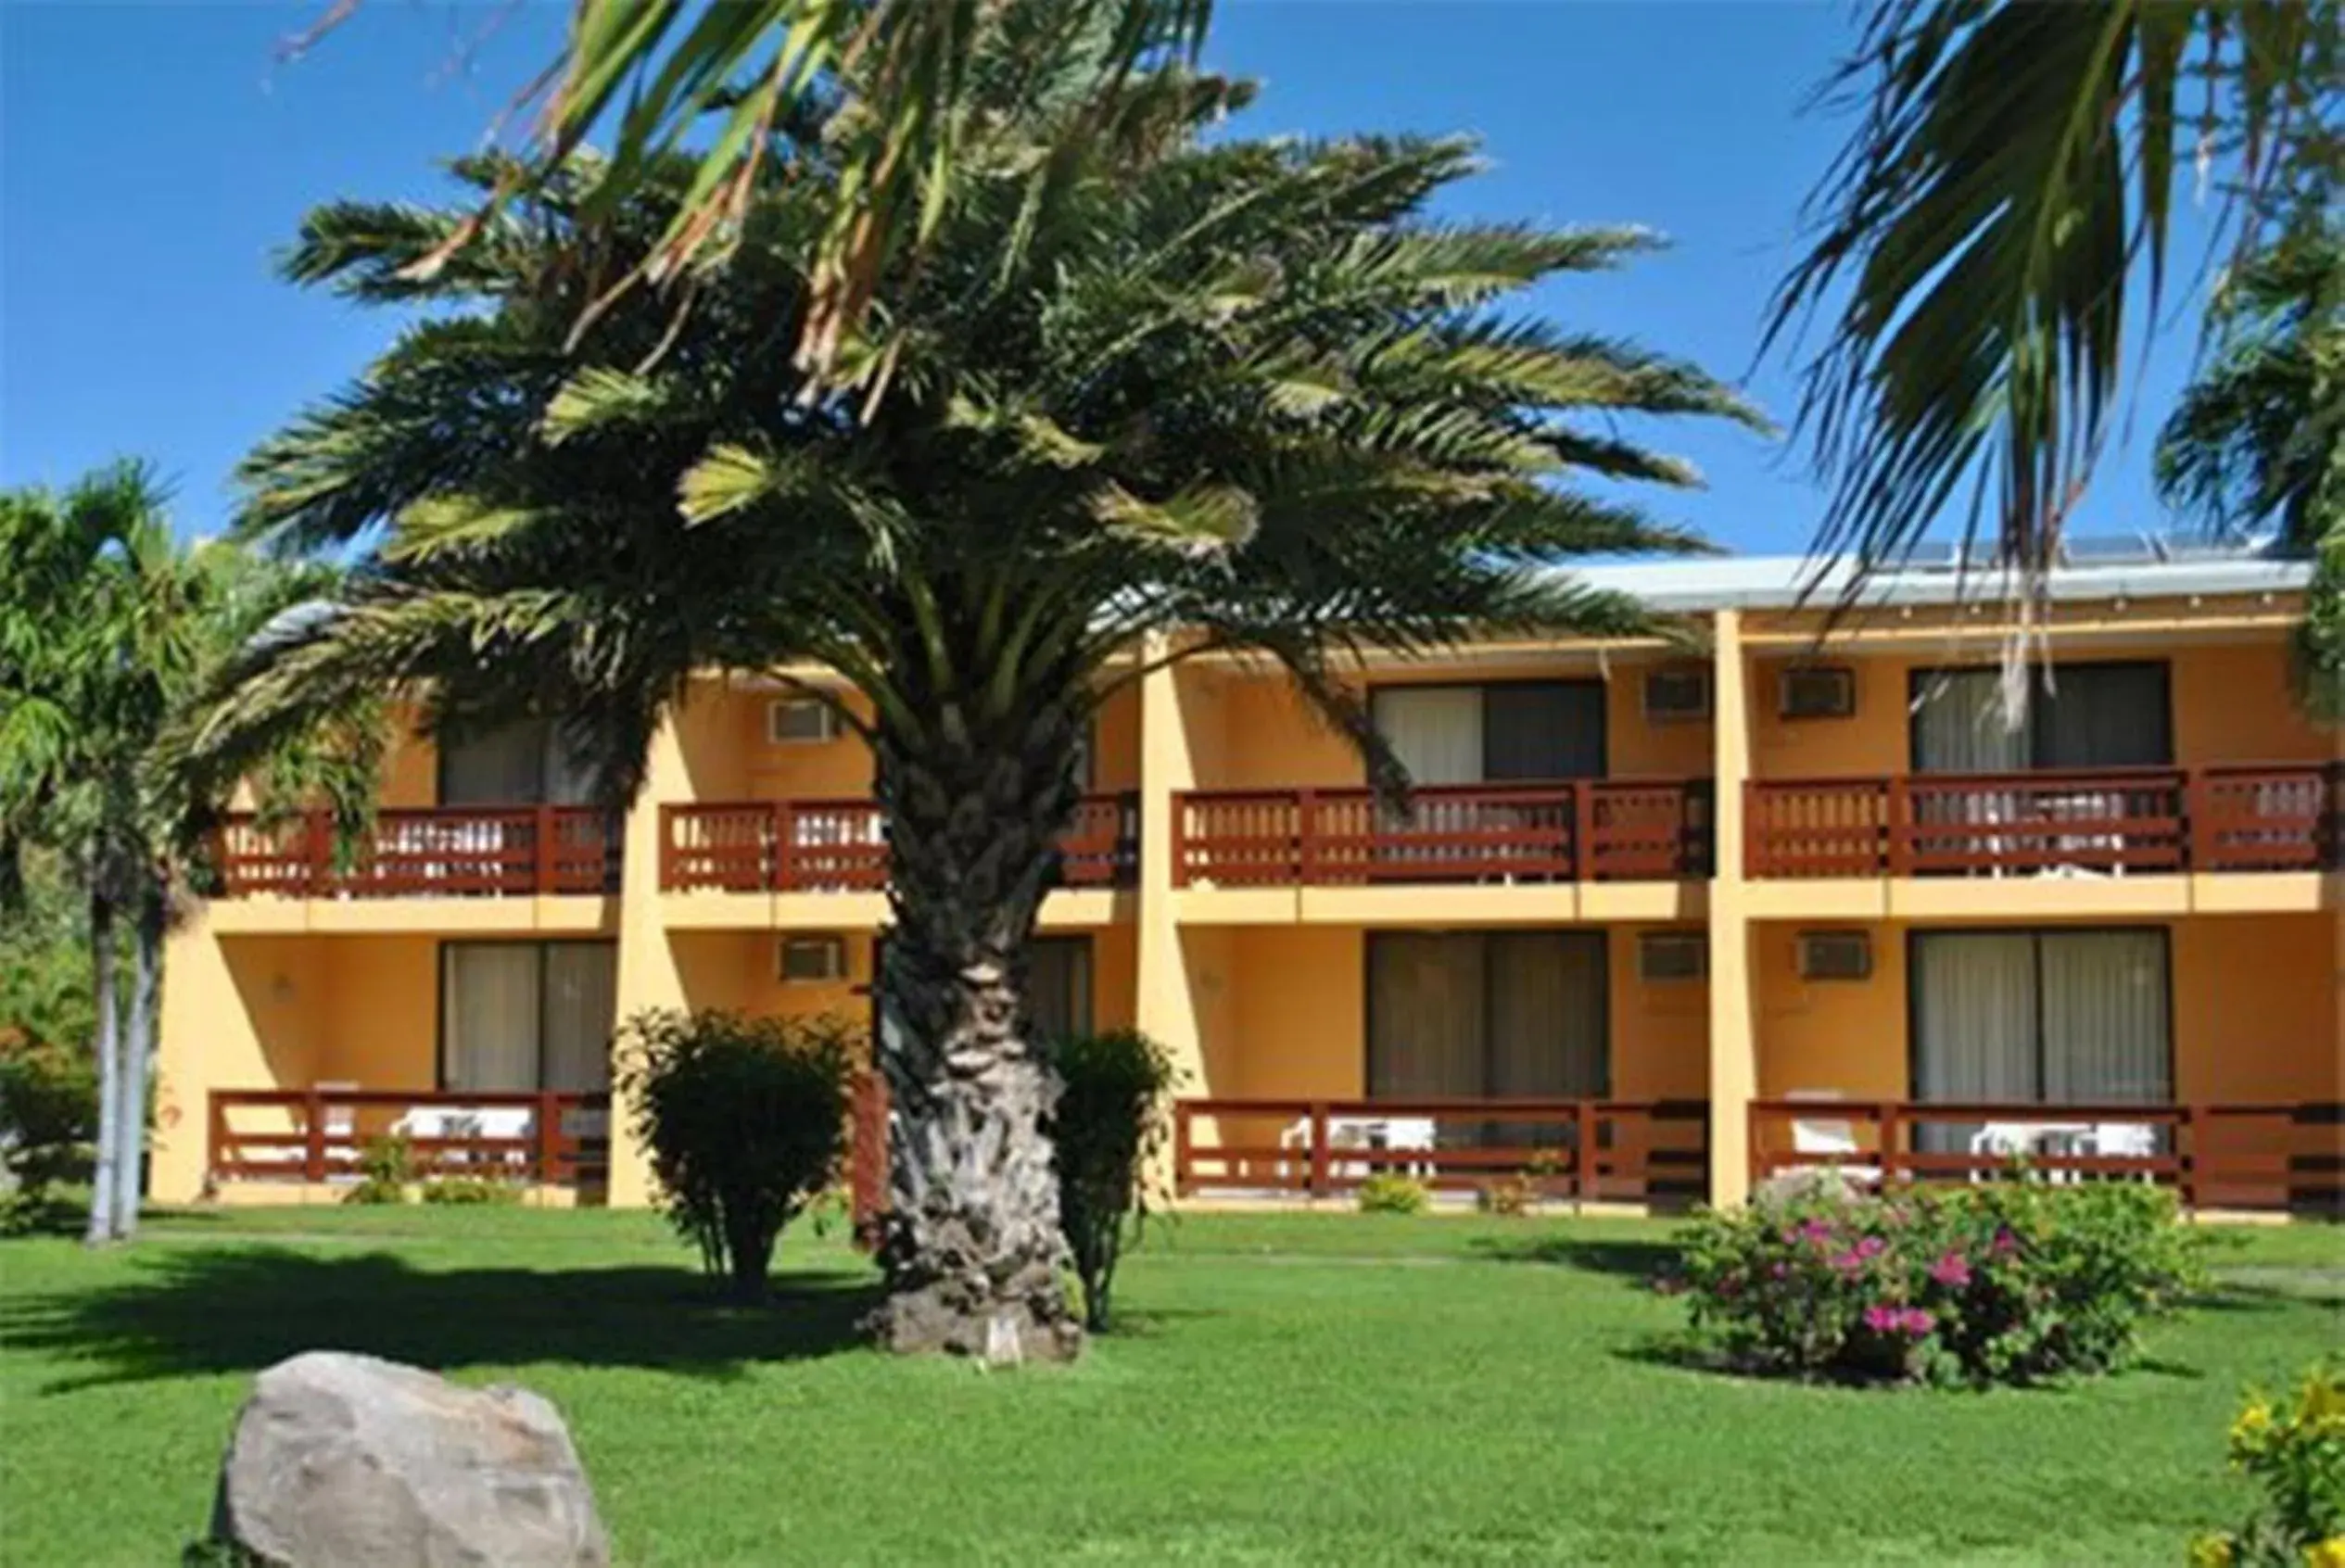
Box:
1674;1178;2206;1386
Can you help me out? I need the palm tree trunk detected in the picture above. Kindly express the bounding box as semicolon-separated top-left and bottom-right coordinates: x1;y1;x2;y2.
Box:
863;711;1087;1363
113;878;165;1240
82;891;120;1247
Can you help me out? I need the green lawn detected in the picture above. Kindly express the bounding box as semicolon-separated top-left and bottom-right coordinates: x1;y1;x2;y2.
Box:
1;1208;2337;1566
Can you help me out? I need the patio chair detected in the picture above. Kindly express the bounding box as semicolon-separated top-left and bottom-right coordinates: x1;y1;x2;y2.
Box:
1781;1090;1882;1186
2080;1121;2160;1182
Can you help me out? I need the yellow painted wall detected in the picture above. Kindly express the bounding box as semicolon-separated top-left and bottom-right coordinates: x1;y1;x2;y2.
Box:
1185;662;1715;790
1749;638;2321;780
1176;924;1710;1102
1754;914;2339;1104
318;936;440;1087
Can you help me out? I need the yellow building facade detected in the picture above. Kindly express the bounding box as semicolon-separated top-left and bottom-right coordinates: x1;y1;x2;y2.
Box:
153;550;2345;1215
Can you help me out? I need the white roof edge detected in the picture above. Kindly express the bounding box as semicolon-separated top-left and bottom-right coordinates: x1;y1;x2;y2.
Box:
1559;551;2313;614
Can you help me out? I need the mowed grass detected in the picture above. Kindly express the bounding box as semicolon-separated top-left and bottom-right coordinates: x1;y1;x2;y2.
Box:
0;1208;2337;1567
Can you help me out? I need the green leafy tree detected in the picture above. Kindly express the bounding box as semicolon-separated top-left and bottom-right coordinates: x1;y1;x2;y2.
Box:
2155;199;2344;714
193;43;1763;1357
1768;0;2338;579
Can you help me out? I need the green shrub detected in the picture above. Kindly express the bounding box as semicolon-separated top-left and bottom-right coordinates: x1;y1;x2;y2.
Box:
1357;1172;1430;1215
1675;1179;2205;1386
419;1173;523;1207
339;1135;412;1206
1044;1029;1175;1333
2190;1363;2345;1567
0;1035;97;1233
615;1007;855;1301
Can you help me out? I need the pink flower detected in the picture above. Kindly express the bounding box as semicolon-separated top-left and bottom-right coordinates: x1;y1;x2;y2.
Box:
1929;1250;1971;1288
1830;1251;1864;1273
1769;1261;1789;1279
1796;1218;1834;1245
1854;1235;1887;1260
1863;1303;1935;1337
1862;1304;1900;1333
1990;1226;2019;1257
1897;1307;1935;1336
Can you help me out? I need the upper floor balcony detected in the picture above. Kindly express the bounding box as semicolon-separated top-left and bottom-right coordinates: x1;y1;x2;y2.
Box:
1748;763;2341;879
215;805;623;899
1172;778;1714;887
659;793;1142;892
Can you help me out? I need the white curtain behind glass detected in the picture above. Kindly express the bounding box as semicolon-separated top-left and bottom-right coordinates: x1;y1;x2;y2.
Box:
1913;932;2037;1096
1372;689;1483;785
539;943;617;1093
441;724;546;804
1912;672;2026;773
442;944;542;1091
2040;931;2170;1102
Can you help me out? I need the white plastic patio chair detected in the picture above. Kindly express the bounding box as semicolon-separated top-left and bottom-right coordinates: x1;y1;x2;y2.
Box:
1782;1090;1882;1186
2081;1121;2160;1182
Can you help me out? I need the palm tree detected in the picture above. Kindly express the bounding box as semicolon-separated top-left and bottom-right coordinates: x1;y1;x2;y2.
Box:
294;0;1213;384
2154;199;2343;711
1;465;189;1244
196;50;1766;1358
1768;0;2339;580
0;471;376;1244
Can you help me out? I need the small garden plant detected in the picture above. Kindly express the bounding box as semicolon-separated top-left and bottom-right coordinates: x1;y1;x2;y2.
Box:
0;1036;96;1233
1357;1172;1430;1215
2191;1363;2345;1567
1044;1028;1175;1332
1674;1178;2206;1386
615;1007;855;1301
340;1135;412;1206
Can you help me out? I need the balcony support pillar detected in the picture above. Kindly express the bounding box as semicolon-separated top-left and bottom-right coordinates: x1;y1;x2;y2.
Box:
1706;610;1758;1208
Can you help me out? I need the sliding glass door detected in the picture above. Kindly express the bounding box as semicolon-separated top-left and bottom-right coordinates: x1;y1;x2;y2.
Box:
440;941;617;1093
1911;929;2171;1146
1367;931;1607;1104
1910;664;2172;772
1372;682;1606;783
1026;936;1094;1043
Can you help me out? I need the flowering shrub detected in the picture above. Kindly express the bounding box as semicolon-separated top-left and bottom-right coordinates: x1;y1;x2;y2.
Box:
1675;1178;2205;1386
2190;1364;2345;1566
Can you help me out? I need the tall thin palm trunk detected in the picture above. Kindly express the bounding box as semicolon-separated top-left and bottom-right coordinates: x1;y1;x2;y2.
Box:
865;712;1087;1362
113;878;165;1239
82;890;120;1247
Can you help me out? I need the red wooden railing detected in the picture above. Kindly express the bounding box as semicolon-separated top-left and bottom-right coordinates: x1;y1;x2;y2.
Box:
1172;1096;1711;1202
216;807;622;898
208;1088;611;1185
1748;1098;2343;1212
1172;780;1714;887
1746;763;2343;879
660;793;1140;892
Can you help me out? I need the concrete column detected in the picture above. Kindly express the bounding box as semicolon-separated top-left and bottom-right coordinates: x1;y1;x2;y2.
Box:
1134;642;1208;1192
607;708;693;1208
150;911;228;1205
1705;609;1758;1207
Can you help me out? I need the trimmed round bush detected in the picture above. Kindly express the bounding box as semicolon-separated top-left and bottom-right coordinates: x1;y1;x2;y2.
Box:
1675;1179;2207;1386
615;1008;855;1301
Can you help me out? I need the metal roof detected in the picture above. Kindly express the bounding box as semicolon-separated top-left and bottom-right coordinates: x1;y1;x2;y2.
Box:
1560;542;2311;614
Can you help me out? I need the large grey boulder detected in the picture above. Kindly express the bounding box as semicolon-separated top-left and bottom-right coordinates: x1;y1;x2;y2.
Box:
207;1351;608;1568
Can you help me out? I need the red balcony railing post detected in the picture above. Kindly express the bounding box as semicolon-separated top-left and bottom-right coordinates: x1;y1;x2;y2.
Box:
2179;1103;2202;1209
1883;778;1911;876
1572;782;1596;881
1296;790;1318;884
1877;1101;1902;1184
306;807;334;896
536;1090;561;1182
657;804;678;890
1171;791;1192;888
771;801;794;891
533;803;555;894
1307;1100;1330;1197
303;1086;327;1183
1575;1098;1597;1203
207;1092;227;1184
1172;1100;1193;1195
2186;770;2217;871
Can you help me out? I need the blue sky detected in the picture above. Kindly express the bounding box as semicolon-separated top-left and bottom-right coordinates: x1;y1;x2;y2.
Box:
2;2;2217;555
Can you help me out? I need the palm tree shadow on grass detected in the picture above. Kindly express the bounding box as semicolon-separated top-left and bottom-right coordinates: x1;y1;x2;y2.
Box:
4;1246;884;1394
1465;1235;1678;1283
